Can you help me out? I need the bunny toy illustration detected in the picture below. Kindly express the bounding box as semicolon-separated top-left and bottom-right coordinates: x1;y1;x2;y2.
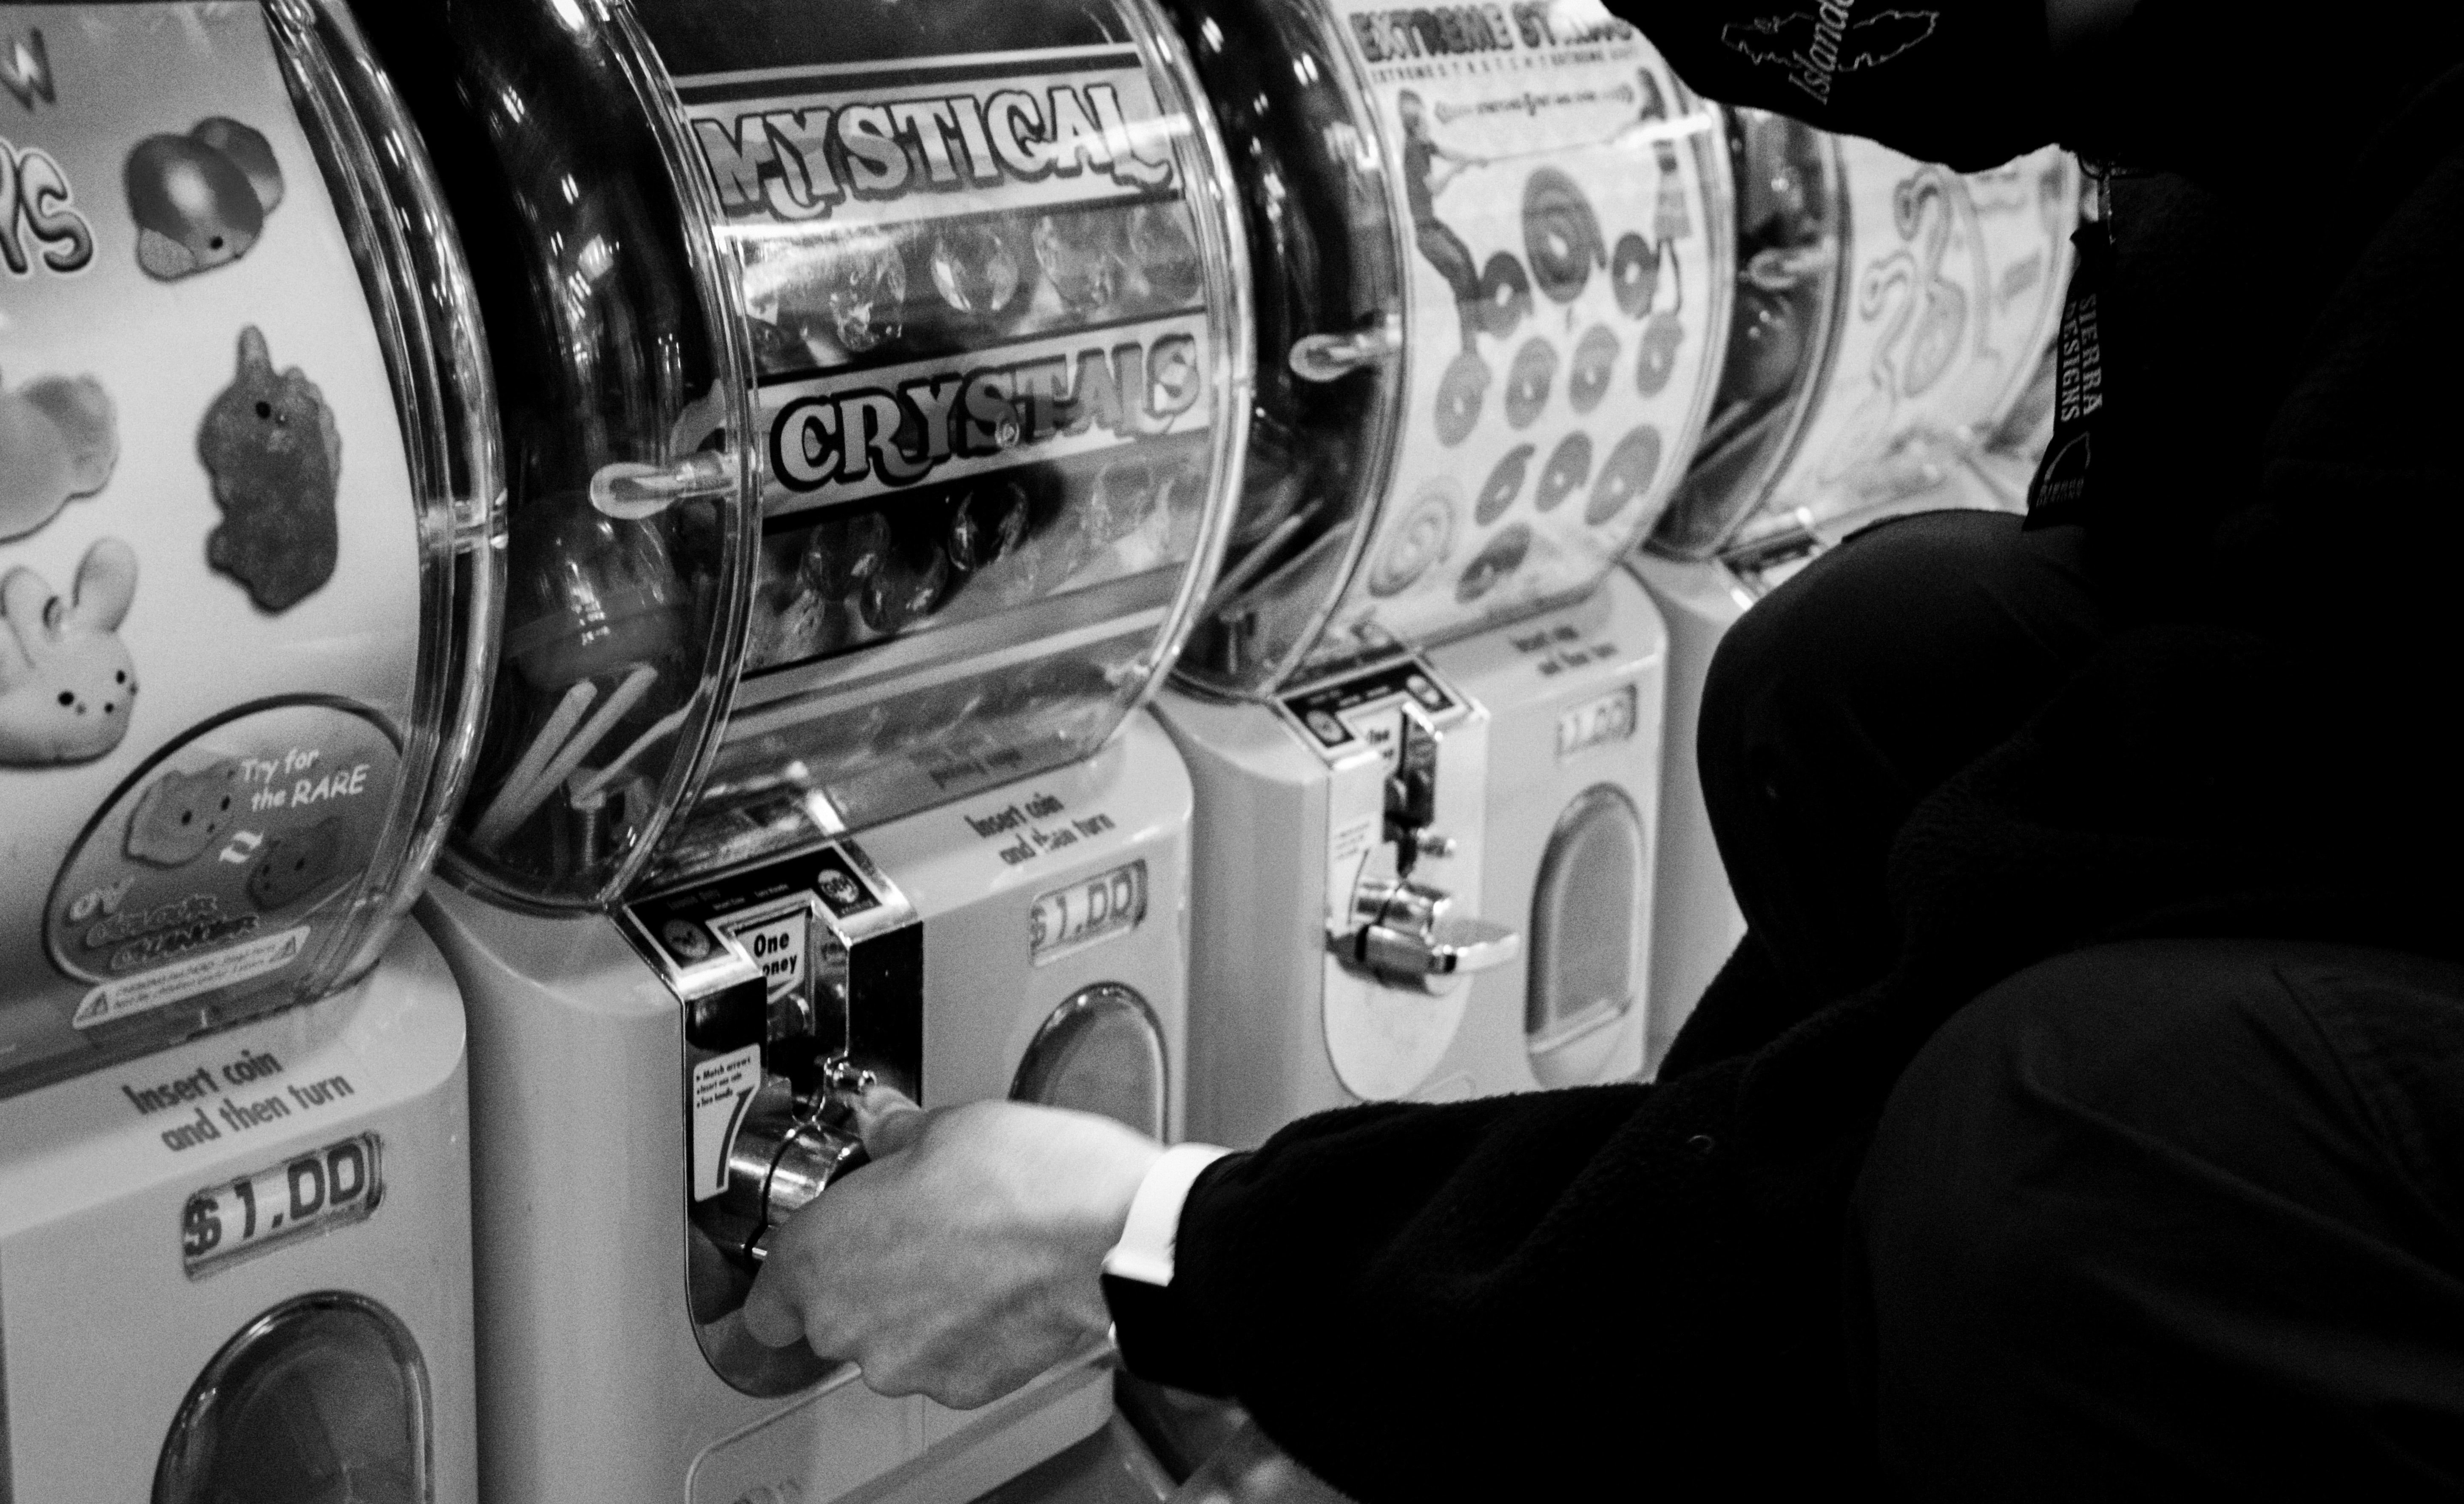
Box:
0;538;139;766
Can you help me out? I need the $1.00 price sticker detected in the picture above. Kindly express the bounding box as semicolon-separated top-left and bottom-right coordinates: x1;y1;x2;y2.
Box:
1028;860;1147;965
1556;683;1639;760
180;1132;381;1277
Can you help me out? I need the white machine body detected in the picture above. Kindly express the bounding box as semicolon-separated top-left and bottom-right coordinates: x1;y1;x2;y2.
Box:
421;715;1192;1504
0;927;478;1504
0;3;500;1500
1159;0;1731;1143
369;0;1251;1493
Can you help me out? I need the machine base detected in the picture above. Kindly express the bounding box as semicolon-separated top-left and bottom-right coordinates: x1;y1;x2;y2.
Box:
0;924;477;1504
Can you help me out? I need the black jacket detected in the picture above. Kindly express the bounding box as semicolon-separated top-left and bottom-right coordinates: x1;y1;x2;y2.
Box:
1118;6;2464;1496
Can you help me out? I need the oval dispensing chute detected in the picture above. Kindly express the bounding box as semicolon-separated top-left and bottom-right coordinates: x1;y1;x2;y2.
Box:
378;0;1253;903
0;0;500;1098
1168;0;1735;698
155;1294;431;1504
1010;982;1170;1138
1525;783;1646;1088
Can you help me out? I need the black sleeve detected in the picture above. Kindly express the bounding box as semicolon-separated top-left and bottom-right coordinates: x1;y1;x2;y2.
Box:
1604;0;2059;169
1109;1056;1878;1499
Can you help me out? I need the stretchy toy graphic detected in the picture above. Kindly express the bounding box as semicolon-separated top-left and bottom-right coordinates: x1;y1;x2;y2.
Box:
199;326;341;612
1433;352;1489;447
1474;254;1532;344
0;537;138;766
1587;424;1664;525
1368;483;1457;597
1612;233;1663;319
1636;313;1686;396
0;369;115;540
1825;166;1998;489
1504;338;1558;430
1455;521;1530;604
1522;168;1605;306
1476;444;1534;525
1568;325;1619;414
125;117;283;281
1398;92;1491;355
1535;433;1592;513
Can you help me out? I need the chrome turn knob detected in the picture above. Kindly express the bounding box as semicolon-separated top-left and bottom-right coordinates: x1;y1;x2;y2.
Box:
1337;877;1521;991
699;1107;866;1268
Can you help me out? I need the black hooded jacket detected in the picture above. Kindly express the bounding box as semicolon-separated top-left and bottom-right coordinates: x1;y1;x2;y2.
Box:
1114;5;2464;1497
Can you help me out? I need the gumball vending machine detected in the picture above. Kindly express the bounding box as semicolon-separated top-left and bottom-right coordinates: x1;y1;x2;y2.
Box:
0;3;500;1499
1630;117;2077;1062
1154;0;1734;1147
364;1;1251;1500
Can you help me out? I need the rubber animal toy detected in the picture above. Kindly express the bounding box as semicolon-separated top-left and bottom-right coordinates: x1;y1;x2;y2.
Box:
199;326;341;612
0;370;116;541
125;117;284;281
0;537;139;766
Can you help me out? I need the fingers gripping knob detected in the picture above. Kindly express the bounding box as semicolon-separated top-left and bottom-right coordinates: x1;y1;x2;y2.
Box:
707;1110;867;1268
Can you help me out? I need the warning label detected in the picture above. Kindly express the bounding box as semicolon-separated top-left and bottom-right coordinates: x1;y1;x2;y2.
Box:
72;926;311;1030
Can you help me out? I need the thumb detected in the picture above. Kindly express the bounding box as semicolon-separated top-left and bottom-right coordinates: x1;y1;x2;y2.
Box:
853;1085;929;1158
740;1265;806;1349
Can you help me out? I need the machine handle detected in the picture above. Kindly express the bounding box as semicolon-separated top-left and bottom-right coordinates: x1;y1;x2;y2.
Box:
588;449;737;519
1744;241;1833;292
1358;914;1520;981
1339;878;1522;990
1288;315;1403;383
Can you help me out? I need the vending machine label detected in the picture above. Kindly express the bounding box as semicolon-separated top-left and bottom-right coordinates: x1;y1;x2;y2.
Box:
688;1045;762;1203
659;33;1220;519
0;6;427;1093
1306;0;1728;670
1278;655;1463;764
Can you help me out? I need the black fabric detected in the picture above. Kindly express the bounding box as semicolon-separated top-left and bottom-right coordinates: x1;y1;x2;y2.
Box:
1695;512;2106;1002
1599;0;2061;169
1108;9;2464;1499
1855;940;2464;1499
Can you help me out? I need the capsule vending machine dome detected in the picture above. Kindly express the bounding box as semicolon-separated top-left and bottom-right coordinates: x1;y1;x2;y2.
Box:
364;0;1251;1498
1152;0;1732;1152
1630;115;2077;1060
0;2;501;1499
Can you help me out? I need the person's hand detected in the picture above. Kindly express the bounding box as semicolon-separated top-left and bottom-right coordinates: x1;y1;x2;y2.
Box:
740;1095;1164;1409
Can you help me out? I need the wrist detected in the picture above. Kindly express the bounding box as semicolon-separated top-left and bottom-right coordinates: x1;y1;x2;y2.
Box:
1052;1112;1165;1265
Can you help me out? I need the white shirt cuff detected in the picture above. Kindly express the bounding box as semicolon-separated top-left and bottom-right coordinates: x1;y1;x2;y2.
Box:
1101;1142;1231;1288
